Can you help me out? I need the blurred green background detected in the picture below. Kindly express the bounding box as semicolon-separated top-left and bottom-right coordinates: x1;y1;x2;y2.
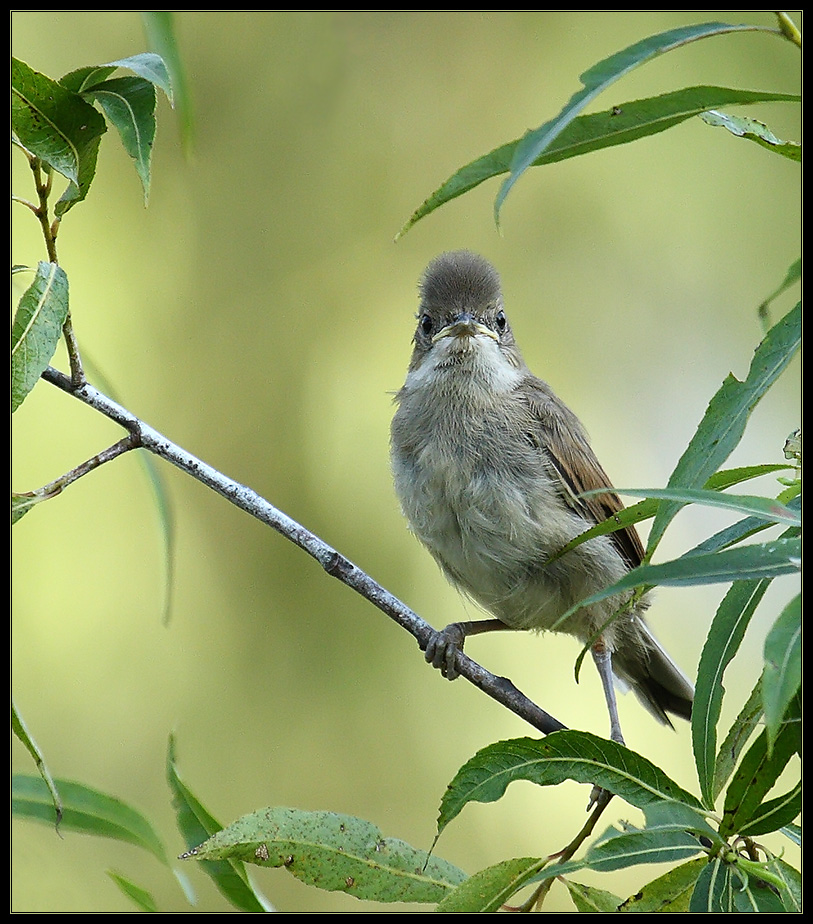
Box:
12;11;800;914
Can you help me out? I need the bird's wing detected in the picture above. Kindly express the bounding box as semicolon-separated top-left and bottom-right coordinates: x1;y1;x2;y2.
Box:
518;377;645;570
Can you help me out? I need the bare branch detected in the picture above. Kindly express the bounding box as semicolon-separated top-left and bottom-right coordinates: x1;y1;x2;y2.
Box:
41;365;567;737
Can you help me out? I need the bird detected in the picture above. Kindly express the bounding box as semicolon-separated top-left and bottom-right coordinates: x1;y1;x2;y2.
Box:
390;250;693;744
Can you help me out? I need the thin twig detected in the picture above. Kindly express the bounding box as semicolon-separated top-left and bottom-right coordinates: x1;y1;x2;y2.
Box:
40;365;568;737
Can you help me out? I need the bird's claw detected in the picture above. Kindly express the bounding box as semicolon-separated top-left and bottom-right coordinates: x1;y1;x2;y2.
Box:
425;624;468;680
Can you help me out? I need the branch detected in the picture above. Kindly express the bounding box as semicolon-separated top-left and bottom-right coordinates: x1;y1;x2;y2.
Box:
40;365;567;737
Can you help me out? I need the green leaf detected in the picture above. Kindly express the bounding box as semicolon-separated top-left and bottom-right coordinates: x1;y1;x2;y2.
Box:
167;737;271;913
546;464;791;565
700;109;800;161
11;702;61;825
647;302;801;554
738;780;801;838
435;857;544;913
107;870;160;913
693;579;771;807
759;258;801;331
437;731;703;837
688;858;788;913
565;879;623;913
397;86;797;238
11;262;69;412
556;538;800;633
761;595;801;749
494;22;771;222
720;697;800;838
141;13;194;151
616;857;706;913
84;77;157;205
688;494;800;557
12;57;106;186
712;680;764;806
573;823;703;872
590;486;799;527
764;856;802;913
182;807;467;905
12;774;168;865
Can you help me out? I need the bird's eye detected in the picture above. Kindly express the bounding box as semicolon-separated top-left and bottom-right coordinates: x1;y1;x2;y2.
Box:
495;309;507;333
419;314;434;337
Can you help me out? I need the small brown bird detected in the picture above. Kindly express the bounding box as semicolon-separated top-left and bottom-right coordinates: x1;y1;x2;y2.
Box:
390;251;693;743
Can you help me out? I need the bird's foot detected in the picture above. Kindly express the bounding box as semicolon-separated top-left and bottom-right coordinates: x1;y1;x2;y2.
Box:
425;623;468;680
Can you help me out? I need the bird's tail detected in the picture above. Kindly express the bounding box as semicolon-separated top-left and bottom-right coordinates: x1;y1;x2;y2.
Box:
612;619;694;727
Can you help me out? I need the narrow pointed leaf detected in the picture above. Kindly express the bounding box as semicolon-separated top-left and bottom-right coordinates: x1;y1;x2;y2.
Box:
720;698;800;837
107;871;160;913
397;86;797;237
141;13;193;149
693;579;771;807
700;109;800;161
167;737;271;913
437;731;703;836
738;780;801;837
85;77;157;204
761;594;801;747
182;807;467;904
495;22;768;221
11;702;61;824
591;486;799;526
547;464;791;564
712;680;764;805
565;880;623;913
648;302;801;554
616;858;706;913
12;774;168;865
11;262;69;411
557;538;799;633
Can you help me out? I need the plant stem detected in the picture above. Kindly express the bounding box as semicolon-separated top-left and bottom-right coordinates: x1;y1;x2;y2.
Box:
27;155;86;388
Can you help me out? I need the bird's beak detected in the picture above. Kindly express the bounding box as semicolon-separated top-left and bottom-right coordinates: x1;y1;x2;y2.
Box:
432;312;499;343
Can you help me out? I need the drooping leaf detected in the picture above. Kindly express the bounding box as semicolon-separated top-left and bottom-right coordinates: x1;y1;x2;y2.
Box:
397;86;798;237
11;702;61;825
12;774;168;865
494;22;772;222
761;594;801;749
107;870;160;913
182;807;467;905
437;731;703;837
589;486;799;527
693;579;771;807
141;13;194;151
167;736;271;913
84;76;157;204
11;262;69;411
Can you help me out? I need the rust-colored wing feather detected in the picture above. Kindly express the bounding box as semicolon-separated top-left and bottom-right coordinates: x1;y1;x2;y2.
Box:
518;377;645;570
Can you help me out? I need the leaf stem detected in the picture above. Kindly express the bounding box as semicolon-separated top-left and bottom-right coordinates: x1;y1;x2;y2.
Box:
25;154;86;388
775;12;802;48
